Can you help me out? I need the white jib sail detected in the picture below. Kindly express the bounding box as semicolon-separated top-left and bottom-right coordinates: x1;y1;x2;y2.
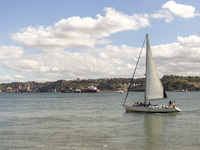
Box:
145;34;164;100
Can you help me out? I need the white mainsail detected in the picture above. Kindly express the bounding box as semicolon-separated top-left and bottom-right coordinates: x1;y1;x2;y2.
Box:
145;34;165;101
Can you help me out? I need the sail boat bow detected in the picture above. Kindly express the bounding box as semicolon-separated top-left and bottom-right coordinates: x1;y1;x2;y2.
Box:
124;34;181;113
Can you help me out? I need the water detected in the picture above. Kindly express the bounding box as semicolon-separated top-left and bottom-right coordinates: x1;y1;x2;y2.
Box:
0;92;199;150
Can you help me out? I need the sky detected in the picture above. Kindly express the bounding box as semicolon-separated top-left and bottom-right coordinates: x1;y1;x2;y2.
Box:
0;0;200;83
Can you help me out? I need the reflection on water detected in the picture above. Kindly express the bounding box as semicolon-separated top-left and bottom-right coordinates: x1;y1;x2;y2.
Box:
129;112;180;150
144;114;167;150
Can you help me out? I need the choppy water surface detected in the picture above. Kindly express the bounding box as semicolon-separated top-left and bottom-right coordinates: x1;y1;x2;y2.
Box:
0;92;199;150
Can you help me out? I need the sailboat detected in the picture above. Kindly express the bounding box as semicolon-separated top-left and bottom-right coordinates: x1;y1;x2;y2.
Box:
123;34;181;113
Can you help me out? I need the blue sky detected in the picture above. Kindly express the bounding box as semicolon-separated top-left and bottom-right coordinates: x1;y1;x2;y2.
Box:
0;0;200;83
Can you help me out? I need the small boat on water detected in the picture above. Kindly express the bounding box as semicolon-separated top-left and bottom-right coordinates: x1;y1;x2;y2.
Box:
123;34;181;113
61;89;81;93
61;85;99;93
116;90;124;94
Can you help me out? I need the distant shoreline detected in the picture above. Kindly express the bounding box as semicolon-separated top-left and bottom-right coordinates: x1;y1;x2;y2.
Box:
0;75;200;93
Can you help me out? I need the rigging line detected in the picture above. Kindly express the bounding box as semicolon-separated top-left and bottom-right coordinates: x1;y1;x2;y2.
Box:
123;37;146;106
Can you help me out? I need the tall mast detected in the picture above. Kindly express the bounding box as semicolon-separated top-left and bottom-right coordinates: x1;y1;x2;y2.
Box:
144;34;148;103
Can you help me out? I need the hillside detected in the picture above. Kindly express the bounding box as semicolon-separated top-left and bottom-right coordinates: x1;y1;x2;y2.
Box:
0;75;200;93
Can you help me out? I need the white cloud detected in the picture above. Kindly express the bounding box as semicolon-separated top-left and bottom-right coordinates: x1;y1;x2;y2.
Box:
0;46;23;59
2;46;140;80
151;1;199;22
0;75;26;83
162;1;200;18
2;5;200;82
151;9;174;23
14;74;26;80
177;35;200;48
2;34;200;81
10;7;150;49
150;35;200;76
3;59;40;72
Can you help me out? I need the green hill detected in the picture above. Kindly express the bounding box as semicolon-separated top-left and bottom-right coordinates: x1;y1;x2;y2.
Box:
0;75;200;93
